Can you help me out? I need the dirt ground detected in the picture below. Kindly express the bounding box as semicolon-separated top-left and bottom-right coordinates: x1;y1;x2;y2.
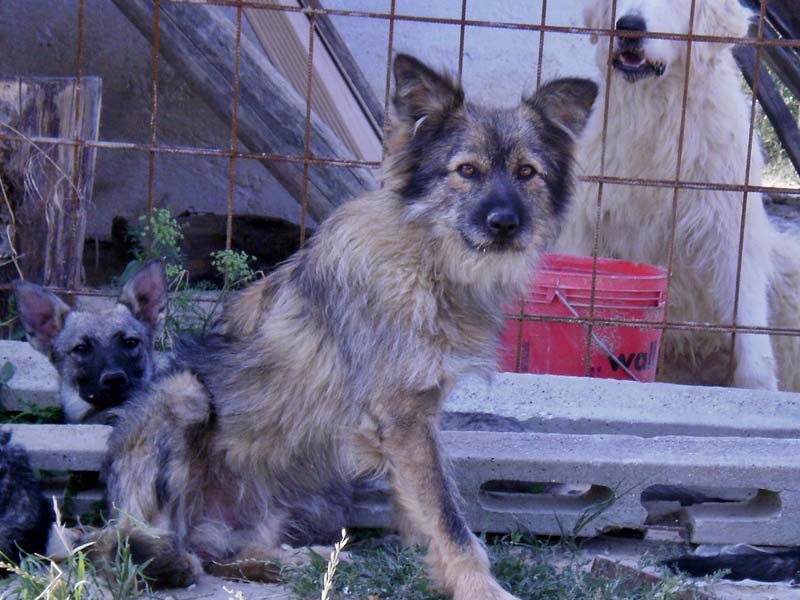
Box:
156;576;292;600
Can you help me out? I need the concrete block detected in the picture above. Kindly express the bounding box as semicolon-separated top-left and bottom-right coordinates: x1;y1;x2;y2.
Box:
6;424;110;471
6;337;800;443
445;373;800;438
349;431;800;546
0;341;59;411
7;371;800;546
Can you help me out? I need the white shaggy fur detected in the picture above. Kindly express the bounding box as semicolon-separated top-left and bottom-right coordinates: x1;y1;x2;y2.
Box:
557;0;800;390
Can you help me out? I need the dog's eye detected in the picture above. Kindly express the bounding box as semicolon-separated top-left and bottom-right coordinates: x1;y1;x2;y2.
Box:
517;164;538;180
123;337;140;350
72;343;90;355
457;163;478;179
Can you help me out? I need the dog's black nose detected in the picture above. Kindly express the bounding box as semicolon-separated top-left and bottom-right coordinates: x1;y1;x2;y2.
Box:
616;14;647;32
100;370;129;389
487;210;519;239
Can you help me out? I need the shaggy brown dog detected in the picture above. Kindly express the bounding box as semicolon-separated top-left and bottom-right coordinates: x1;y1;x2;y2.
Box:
100;55;597;599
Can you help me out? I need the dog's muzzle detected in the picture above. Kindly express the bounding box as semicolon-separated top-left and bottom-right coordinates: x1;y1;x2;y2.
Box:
611;14;665;82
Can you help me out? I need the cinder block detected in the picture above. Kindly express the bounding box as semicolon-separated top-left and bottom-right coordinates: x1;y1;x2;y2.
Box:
5;424;110;471
446;373;800;438
351;431;800;546
0;340;59;411
7;366;800;547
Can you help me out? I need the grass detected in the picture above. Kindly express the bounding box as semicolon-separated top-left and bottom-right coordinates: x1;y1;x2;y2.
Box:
0;503;151;600
287;535;702;600
0;527;706;600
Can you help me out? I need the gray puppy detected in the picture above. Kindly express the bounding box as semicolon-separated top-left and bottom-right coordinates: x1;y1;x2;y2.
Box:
13;261;168;424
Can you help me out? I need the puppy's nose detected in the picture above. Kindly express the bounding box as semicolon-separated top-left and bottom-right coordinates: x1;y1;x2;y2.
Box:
487;210;519;239
100;370;129;389
616;14;647;32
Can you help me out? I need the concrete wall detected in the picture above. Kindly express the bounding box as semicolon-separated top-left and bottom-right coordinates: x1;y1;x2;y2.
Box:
0;1;595;238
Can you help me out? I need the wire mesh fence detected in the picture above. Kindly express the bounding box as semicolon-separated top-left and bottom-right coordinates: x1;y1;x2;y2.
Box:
0;0;798;386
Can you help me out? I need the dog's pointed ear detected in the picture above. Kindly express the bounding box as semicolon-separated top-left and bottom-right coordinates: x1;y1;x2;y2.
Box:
391;54;464;125
119;260;168;341
526;78;599;137
13;281;71;355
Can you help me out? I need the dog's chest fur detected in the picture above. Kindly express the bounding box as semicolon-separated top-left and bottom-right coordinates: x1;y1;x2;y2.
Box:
198;193;529;475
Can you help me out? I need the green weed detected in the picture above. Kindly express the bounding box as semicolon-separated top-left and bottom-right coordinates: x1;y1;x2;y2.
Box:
287;536;701;600
0;502;150;600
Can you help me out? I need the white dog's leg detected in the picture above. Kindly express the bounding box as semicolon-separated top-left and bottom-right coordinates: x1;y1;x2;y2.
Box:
713;252;778;390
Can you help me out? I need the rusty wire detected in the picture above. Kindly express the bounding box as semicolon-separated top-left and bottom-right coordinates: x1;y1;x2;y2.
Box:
67;0;86;290
145;0;162;258
583;0;619;377
1;0;799;380
226;2;244;255
298;0;318;246
655;0;699;379
727;0;769;384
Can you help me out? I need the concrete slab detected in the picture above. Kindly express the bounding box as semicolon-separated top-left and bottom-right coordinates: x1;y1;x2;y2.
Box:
441;431;800;545
10;423;800;545
356;431;800;546
0;340;58;411
445;373;800;438
6;336;800;442
5;424;111;471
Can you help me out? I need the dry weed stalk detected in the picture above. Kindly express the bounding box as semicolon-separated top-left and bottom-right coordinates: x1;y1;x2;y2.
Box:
320;529;349;600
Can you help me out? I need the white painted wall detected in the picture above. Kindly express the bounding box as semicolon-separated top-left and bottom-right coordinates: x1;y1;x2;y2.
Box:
325;1;596;105
0;1;596;238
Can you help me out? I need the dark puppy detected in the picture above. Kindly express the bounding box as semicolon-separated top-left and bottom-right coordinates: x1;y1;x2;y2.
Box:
665;547;800;583
0;430;52;572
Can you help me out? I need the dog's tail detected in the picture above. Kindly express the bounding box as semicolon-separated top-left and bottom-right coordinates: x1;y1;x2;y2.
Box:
664;548;800;582
769;232;800;392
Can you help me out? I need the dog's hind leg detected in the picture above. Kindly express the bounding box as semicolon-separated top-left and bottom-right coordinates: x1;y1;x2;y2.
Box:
376;391;517;600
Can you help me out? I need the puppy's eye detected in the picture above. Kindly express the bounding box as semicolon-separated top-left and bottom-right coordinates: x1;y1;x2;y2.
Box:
72;343;90;355
457;163;478;179
123;337;140;350
517;164;538;180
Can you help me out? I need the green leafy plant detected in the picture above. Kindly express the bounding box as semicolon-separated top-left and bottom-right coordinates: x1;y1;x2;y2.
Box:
115;209;261;347
211;249;257;289
118;208;185;287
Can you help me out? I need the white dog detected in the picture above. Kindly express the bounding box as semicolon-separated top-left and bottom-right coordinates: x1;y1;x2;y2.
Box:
557;0;800;390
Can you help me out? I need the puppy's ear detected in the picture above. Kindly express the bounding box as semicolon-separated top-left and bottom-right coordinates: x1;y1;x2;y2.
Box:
391;54;464;126
527;78;599;137
13;281;71;356
119;260;168;342
694;0;751;61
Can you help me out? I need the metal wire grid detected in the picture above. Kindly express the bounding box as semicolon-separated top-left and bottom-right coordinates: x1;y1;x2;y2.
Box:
0;0;798;381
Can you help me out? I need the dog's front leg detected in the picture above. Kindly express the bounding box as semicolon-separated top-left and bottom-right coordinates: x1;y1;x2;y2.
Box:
714;246;778;390
380;395;517;600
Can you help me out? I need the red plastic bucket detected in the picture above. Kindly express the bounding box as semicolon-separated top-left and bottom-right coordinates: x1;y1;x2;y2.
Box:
499;254;668;381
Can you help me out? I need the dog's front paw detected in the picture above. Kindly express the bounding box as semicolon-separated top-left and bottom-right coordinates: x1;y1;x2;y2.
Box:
454;576;518;600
